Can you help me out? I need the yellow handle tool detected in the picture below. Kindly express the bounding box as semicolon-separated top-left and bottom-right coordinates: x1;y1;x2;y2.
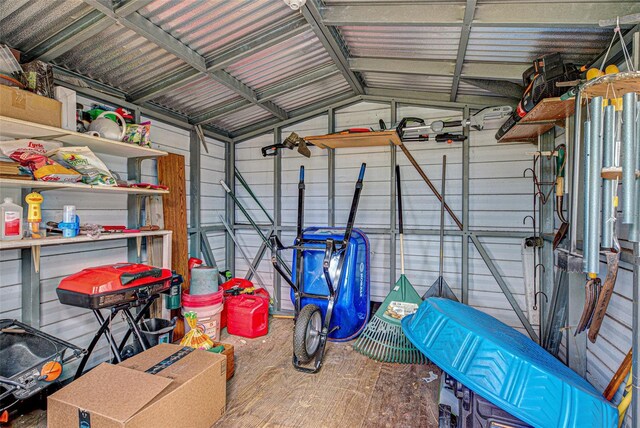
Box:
25;192;44;238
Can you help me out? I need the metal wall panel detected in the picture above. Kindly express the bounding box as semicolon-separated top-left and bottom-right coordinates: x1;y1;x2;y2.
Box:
138;0;295;60
232;101;537;332
337;25;462;60
224;30;331;91
466;27;612;64
151;75;241;117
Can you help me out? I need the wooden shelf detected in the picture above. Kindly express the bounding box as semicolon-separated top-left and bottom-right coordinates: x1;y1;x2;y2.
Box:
0;230;172;250
582;71;640;99
0;178;169;194
305;130;401;149
498;97;575;143
0;116;168;158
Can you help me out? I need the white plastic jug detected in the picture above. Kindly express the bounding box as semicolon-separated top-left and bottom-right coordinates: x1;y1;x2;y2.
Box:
1;197;23;240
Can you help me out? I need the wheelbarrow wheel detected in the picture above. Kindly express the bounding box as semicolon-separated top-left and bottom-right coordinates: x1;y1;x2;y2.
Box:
294;304;322;364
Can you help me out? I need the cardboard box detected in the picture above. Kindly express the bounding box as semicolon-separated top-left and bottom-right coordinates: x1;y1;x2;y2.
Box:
0;85;62;128
48;345;226;428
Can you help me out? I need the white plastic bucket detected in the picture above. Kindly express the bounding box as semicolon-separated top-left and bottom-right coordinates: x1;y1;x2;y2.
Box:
182;288;224;341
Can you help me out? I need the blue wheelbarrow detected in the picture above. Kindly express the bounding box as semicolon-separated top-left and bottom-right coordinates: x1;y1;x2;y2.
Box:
270;163;370;373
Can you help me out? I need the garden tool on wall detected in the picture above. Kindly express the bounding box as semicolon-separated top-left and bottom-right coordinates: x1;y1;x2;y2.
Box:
552;144;569;249
261;132;311;157
422;155;458;301
396;106;512;142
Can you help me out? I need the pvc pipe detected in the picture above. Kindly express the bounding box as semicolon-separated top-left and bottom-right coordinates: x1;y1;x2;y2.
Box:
630;100;640;243
587;97;604;276
570;90;583;253
601;105;615;249
582;120;591;274
622;92;638;225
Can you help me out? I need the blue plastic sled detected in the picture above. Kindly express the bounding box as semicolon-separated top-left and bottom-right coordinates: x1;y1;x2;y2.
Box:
291;227;370;341
402;298;618;428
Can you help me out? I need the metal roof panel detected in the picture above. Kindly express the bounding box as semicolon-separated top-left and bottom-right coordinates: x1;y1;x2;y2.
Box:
224;30;332;90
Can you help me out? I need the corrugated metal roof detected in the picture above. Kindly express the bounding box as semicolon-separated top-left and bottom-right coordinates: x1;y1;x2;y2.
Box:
270;74;352;111
0;0;93;51
466;27;612;64
456;80;502;97
209;104;274;131
138;0;295;61
362;72;453;93
338;26;462;60
224;30;331;91
150;74;241;117
54;25;190;93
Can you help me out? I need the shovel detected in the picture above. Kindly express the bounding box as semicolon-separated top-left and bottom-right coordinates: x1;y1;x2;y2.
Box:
423;155;458;301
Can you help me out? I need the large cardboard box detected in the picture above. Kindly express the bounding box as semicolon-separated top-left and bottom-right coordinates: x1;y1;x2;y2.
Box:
0;85;62;128
48;345;226;428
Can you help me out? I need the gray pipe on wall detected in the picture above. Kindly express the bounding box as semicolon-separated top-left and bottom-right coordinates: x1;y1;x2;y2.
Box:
583;119;592;274
587;96;604;277
601;104;616;250
630;100;640;243
622;92;638;225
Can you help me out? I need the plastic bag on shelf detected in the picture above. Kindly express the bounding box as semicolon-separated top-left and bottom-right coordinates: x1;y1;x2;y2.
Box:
0;139;81;182
47;146;116;186
123;122;151;147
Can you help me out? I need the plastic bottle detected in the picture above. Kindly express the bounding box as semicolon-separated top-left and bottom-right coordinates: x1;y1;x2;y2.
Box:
1;198;23;240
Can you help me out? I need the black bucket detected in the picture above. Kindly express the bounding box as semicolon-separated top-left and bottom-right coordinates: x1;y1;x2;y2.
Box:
139;317;177;347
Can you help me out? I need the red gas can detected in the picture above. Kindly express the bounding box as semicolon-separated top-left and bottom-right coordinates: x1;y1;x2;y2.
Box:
226;294;269;338
220;278;269;329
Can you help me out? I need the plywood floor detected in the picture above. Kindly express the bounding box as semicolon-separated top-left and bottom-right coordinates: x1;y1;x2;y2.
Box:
9;318;440;428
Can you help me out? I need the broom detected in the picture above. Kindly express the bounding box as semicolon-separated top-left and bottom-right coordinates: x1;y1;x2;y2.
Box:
353;165;427;364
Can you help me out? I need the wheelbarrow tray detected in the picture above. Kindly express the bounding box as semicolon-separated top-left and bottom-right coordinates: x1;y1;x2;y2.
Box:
0;319;84;402
291;227;370;341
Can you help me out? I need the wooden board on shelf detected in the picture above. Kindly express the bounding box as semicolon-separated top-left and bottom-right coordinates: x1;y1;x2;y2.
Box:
0;178;169;194
0;115;168;158
519;97;575;124
305;130;401;149
582;71;640;99
497;97;574;143
497;123;555;143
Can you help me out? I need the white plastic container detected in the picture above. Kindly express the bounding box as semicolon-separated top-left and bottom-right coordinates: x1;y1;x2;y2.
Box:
182;288;224;341
0;197;23;240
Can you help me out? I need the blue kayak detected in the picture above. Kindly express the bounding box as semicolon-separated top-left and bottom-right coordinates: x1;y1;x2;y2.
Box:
402;298;618;428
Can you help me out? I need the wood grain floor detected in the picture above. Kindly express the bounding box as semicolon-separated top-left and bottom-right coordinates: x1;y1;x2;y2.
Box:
8;318;440;428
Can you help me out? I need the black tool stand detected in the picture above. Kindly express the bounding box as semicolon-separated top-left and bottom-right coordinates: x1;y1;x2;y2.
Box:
74;294;158;380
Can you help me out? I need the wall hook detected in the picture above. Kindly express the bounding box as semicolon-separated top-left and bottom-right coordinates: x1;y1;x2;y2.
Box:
522;215;535;227
535;263;546;274
533;291;549;310
523;168;536;178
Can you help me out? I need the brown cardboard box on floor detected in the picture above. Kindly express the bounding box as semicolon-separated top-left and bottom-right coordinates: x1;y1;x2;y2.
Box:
0;85;62;127
48;344;226;428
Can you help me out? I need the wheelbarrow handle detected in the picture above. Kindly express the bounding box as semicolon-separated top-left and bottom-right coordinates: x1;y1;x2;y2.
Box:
358;163;366;181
